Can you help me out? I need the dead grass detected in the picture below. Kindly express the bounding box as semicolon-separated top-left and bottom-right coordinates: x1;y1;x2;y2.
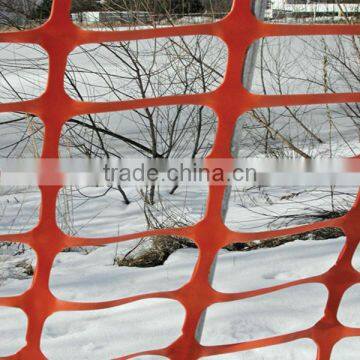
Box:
115;235;196;268
226;227;344;252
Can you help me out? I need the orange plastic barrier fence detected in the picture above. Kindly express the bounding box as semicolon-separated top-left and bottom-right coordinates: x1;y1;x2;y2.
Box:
0;0;359;359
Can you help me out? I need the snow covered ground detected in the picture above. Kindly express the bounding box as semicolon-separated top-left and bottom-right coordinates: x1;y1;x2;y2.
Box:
1;235;360;358
0;183;359;360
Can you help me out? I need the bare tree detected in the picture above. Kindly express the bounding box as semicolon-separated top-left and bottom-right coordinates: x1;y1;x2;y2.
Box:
0;1;358;256
229;5;359;241
61;3;226;206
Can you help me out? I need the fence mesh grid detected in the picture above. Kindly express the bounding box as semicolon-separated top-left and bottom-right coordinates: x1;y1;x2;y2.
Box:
0;0;359;359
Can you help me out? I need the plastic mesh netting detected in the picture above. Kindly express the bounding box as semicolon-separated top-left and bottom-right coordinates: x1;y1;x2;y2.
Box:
0;0;359;359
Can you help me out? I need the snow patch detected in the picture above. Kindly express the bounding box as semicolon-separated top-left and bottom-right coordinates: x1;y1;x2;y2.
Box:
199;284;328;346
0;307;27;357
41;299;184;359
